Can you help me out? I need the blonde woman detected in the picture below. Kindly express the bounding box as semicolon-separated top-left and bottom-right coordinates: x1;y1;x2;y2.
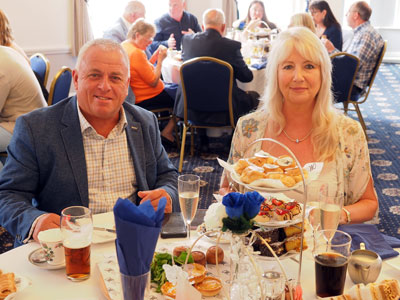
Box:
220;27;378;225
289;12;316;34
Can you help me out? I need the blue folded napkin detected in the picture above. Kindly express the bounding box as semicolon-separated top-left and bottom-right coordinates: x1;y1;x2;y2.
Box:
338;224;400;260
114;197;166;276
251;61;267;70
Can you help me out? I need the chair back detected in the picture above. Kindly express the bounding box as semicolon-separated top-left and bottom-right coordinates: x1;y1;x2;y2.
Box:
180;56;235;127
330;52;360;103
48;67;72;106
30;53;50;87
354;41;387;103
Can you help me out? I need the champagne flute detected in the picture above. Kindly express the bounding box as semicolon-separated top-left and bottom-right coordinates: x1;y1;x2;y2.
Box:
319;184;343;241
178;174;200;239
306;183;322;235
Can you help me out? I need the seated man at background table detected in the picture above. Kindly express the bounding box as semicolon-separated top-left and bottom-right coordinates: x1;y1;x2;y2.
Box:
174;8;259;128
103;0;155;59
103;1;145;43
0;39;178;247
151;0;201;52
323;1;384;98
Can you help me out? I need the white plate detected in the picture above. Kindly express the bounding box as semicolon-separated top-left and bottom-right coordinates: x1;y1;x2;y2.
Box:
92;212;116;244
256;249;301;261
4;273;31;300
196;224;230;244
254;194;307;228
28;248;65;270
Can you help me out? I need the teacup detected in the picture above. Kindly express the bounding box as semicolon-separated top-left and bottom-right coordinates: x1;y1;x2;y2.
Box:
38;228;65;265
348;243;382;284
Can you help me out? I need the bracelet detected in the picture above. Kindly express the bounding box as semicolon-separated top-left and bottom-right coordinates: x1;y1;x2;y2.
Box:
342;207;351;224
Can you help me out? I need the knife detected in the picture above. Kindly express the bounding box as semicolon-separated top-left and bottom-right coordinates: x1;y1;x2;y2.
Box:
93;226;116;233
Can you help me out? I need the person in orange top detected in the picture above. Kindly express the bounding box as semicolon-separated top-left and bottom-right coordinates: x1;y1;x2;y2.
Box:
122;18;176;145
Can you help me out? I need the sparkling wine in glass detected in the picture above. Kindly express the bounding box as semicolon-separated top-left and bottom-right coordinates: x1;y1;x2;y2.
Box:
178;174;200;239
319;184;343;241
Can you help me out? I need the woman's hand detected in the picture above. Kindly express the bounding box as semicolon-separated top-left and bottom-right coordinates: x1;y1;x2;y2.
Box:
157;45;168;63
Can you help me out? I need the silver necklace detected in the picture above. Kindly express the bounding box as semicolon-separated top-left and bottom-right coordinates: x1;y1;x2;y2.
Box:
282;129;312;144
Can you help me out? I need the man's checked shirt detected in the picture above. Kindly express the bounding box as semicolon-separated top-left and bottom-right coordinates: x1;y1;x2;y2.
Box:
342;21;384;90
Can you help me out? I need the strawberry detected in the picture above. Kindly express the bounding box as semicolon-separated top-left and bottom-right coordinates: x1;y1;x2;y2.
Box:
275;208;290;215
272;198;284;207
286;201;298;210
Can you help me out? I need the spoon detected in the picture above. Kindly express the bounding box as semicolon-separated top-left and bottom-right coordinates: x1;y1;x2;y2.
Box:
30;249;47;264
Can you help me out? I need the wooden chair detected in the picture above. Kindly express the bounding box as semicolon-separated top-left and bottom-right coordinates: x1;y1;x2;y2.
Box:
178;56;235;172
30;53;50;87
48;67;72;106
342;41;387;136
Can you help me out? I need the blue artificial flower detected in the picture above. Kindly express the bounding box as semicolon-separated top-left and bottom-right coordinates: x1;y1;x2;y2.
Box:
222;192;245;219
243;191;264;219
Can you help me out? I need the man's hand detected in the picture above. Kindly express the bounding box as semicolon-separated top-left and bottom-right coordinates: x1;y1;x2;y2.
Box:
322;38;335;54
167;33;176;49
33;213;60;242
138;189;172;213
181;28;194;35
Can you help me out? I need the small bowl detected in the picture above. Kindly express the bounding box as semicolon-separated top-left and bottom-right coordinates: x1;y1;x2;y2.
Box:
194;276;222;297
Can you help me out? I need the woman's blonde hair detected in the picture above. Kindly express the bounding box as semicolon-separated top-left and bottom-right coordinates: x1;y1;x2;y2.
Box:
0;9;13;46
127;18;155;40
289;12;316;34
261;27;339;161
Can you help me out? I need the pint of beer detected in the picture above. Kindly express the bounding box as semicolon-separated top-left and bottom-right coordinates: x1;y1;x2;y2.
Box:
61;206;92;281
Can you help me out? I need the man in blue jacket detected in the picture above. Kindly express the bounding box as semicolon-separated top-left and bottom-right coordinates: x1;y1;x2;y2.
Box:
0;39;178;247
151;0;201;52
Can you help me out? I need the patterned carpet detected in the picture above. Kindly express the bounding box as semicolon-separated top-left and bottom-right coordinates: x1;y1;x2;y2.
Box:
1;63;399;254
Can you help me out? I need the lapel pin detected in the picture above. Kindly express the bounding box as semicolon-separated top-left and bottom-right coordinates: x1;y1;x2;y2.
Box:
131;126;138;131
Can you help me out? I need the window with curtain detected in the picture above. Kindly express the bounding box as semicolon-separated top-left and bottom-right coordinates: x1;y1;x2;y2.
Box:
236;0;307;30
87;0;168;38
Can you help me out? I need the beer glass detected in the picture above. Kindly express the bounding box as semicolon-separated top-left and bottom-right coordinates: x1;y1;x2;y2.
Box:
178;174;200;239
61;206;92;281
313;229;352;297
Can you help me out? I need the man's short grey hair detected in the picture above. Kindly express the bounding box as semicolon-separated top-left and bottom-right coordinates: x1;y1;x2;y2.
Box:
353;1;372;21
124;1;145;15
75;39;130;76
203;8;225;27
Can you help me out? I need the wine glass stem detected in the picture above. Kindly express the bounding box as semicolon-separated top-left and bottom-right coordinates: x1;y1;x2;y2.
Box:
187;222;191;239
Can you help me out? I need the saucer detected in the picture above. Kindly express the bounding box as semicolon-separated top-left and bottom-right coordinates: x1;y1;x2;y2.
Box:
28;248;65;270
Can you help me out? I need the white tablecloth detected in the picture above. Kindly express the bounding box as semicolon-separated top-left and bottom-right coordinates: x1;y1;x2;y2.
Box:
1;213;400;300
161;56;267;96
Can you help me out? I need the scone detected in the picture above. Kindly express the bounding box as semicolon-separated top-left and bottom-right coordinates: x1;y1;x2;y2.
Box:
280;175;296;187
240;166;266;184
248;156;268;167
276;155;296;169
234;159;250;175
263;164;283;174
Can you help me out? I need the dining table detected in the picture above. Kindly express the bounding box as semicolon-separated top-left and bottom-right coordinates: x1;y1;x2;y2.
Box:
1;209;399;300
161;55;267;96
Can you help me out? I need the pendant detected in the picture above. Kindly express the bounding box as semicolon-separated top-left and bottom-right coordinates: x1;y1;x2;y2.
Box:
296;139;299;143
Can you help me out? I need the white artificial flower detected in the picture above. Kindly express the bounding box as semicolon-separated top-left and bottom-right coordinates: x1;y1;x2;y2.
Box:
204;202;227;231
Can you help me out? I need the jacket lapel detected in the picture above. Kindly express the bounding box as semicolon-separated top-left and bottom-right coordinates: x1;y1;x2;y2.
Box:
60;96;89;206
124;109;148;195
